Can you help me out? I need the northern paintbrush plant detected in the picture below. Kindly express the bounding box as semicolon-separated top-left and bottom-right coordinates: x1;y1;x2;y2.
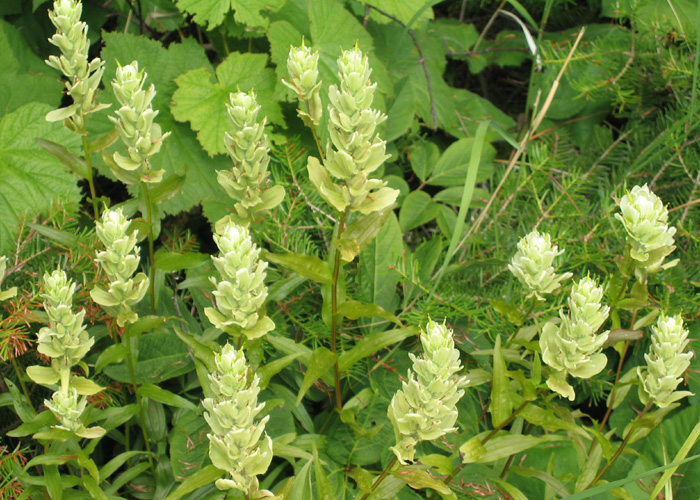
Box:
638;314;693;408
509;230;573;300
388;319;468;465
91;208;149;327
215;90;285;231
282;41;323;127
205;220;275;340
30;269;104;438
307;45;399;215
108;61;170;185
540;275;610;401
615;184;677;278
202;342;274;497
45;0;108;131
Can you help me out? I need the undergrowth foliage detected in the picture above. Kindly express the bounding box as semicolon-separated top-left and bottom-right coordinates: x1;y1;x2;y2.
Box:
2;0;700;499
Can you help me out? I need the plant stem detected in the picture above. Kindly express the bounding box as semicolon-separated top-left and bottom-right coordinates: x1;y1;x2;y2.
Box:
586;403;653;489
331;208;349;413
141;182;156;314
359;455;398;500
81;135;99;220
124;324;156;475
11;357;36;414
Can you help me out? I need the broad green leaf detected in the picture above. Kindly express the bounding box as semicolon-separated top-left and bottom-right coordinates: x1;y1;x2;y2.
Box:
338;326;418;372
103;463;150;496
0;103;81;255
461;433;566;464
81;476;108;500
175;0;286;29
258;352;305;389
289;458;313;499
26;366;59;386
409;141;440;182
169;411;211;482
45;464;62;500
296;347;336;405
427;137;496;187
95;344;127;374
338;209;393;262
337;300;401;326
172;53;282;156
399;191;440;232
99;451;149;483
366;0;434;25
137;384;198;411
264;252;332;284
313;445;334;500
392;466;452;494
71;376;104;396
0;20;62;117
34;139;88;179
357;213;403;333
164;465;223;500
519;404;590;439
269;384;315;434
490;336;512;427
103;330;194;384
385;79;416;141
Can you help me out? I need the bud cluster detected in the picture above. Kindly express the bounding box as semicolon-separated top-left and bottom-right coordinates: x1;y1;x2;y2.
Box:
91;208;149;326
509;230;572;299
638;315;693;408
216;91;285;230
307;46;399;215
45;0;108;130
282;42;323;125
205;221;275;340
203;343;273;493
109;61;170;184
540;276;610;400
388;319;467;464
615;184;677;275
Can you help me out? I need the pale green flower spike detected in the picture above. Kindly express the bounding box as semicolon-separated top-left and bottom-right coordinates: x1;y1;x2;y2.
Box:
109;61;170;184
638;315;693;408
205;221;275;339
615;184;677;274
203;343;273;494
45;386;87;433
509;230;573;299
216;90;285;231
91;208;149;326
45;0;108;130
388;319;468;465
282;42;323;125
37;269;93;369
0;256;17;302
540;276;610;401
307;45;399;215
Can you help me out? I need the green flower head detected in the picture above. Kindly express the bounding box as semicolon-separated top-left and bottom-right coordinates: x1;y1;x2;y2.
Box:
638;314;693;408
388;319;468;464
283;42;323;125
540;275;610;401
615;184;677;273
203;343;273;493
509;230;573;299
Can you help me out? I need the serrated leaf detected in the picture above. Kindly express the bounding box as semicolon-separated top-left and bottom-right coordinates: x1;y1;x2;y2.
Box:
175;0;285;29
172;53;282;156
0;103;81;255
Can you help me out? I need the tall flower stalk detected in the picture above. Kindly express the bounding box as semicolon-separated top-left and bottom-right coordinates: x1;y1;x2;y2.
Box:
216;90;285;231
45;0;109;219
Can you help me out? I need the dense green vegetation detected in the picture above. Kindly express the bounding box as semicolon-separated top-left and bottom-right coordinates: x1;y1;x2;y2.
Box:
2;0;700;498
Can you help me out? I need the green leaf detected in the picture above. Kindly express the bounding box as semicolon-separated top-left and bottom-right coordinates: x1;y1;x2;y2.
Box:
0;20;62;117
490;336;512;427
337;300;402;327
461;434;565;464
0;103;81;255
385;79;416;142
257;352;305;389
409;141;439;182
34;139;88;179
427;137;496;187
7;410;56;438
81;475;108;500
367;0;434;26
71;376;104;396
149;173;186;204
27;223;80;248
519;404;590;439
155;250;210;272
357;213;403;333
338;326;418;372
399;191;440;232
172;53;282;156
45;464;62;500
175;0;285;29
164;465;223;500
99;451;149;483
137;384;198;411
296;346;336;405
338;209;393;263
264;252;332;284
95;344;127;374
103;330;194;384
169;411;211;482
393;466;453;494
26;366;59;386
